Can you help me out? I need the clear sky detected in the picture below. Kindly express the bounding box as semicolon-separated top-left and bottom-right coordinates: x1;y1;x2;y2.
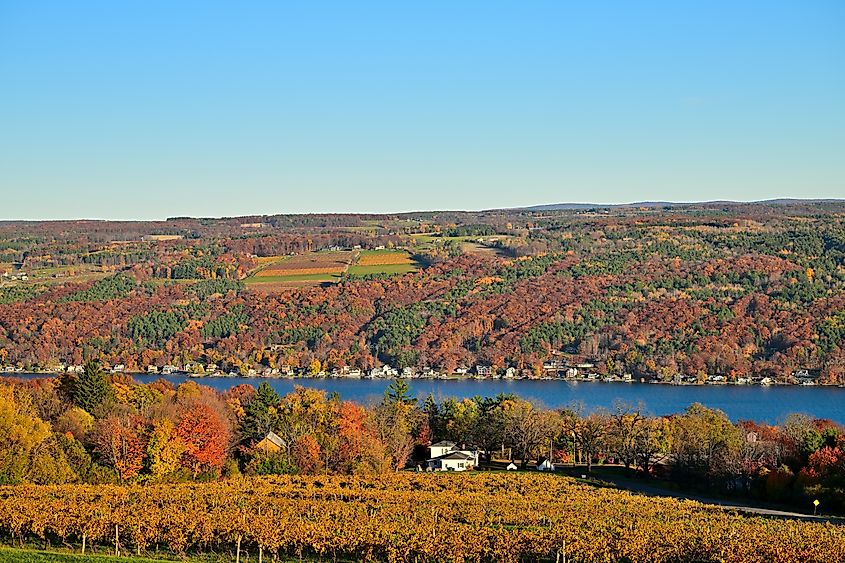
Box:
1;1;843;220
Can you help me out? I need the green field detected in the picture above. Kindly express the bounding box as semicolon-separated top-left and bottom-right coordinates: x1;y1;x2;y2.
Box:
0;547;183;563
347;263;417;275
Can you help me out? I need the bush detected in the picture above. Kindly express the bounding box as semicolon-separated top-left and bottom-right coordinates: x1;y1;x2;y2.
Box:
245;451;297;476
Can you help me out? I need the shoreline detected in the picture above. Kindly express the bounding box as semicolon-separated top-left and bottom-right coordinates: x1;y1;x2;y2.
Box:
1;370;838;388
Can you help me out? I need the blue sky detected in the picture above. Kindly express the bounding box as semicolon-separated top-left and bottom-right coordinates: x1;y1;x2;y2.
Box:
1;1;843;220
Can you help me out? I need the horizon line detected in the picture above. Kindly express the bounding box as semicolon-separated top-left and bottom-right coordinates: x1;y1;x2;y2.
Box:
1;197;843;223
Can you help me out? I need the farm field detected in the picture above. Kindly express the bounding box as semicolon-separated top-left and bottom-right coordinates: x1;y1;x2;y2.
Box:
347;249;420;276
0;264;111;289
411;233;514;256
253;251;354;277
245;249;421;289
347;263;416;275
244;251;353;288
1;473;843;563
460;240;511;257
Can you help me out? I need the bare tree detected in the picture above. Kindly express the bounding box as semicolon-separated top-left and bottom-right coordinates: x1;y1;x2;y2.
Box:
607;401;645;473
503;399;561;469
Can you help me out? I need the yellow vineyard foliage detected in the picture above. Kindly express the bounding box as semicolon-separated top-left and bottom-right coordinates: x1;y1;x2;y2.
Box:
358;253;413;266
0;473;843;562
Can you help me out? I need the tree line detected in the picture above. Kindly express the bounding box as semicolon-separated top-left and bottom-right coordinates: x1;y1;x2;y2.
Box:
2;370;844;513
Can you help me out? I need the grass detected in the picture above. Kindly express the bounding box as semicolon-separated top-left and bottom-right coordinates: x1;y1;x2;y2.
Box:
350;249;421;276
460;241;510;257
0;547;187;563
347;263;417;275
0;546;318;563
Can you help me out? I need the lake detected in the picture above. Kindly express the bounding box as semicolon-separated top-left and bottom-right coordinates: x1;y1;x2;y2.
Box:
9;373;845;423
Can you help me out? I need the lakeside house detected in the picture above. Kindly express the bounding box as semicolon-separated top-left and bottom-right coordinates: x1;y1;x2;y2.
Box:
543;360;567;372
426;441;478;472
475;365;493;377
793;369;821;386
370;365;399;378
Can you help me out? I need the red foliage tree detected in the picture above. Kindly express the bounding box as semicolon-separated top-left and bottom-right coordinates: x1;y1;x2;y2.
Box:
91;414;147;481
176;401;232;477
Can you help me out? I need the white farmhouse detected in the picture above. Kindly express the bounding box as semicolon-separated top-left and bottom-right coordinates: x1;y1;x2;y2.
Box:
429;441;457;458
426;441;479;472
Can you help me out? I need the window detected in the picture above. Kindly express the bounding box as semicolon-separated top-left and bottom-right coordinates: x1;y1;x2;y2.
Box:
458;463;464;468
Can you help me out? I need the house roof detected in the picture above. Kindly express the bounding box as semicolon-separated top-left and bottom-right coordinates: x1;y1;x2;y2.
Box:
431;451;475;461
431;441;456;448
262;431;285;448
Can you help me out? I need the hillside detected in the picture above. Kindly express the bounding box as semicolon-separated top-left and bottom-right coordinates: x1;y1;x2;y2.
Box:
0;202;843;384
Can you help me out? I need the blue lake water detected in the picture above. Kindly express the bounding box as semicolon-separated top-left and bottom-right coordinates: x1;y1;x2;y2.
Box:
10;373;845;423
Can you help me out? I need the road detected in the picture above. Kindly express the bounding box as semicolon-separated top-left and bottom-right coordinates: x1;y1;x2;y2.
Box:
588;469;843;524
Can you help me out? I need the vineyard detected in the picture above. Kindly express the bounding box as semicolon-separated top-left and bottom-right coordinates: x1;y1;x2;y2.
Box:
1;473;844;563
348;249;419;276
244;251;354;289
356;250;414;266
253;252;354;277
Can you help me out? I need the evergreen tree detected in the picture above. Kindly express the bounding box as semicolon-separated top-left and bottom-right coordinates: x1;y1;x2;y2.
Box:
242;382;281;440
384;380;416;406
422;394;440;436
72;361;113;415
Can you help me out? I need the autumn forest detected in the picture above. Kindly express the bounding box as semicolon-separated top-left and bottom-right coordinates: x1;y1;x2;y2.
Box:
1;201;844;384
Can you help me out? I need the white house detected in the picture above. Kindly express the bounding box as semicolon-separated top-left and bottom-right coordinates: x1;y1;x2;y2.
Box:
475;365;493;377
370;365;399;378
427;441;479;472
429;441;457;458
427;450;477;472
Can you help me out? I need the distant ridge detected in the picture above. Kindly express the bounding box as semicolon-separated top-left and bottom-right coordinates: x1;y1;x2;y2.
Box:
517;198;845;211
